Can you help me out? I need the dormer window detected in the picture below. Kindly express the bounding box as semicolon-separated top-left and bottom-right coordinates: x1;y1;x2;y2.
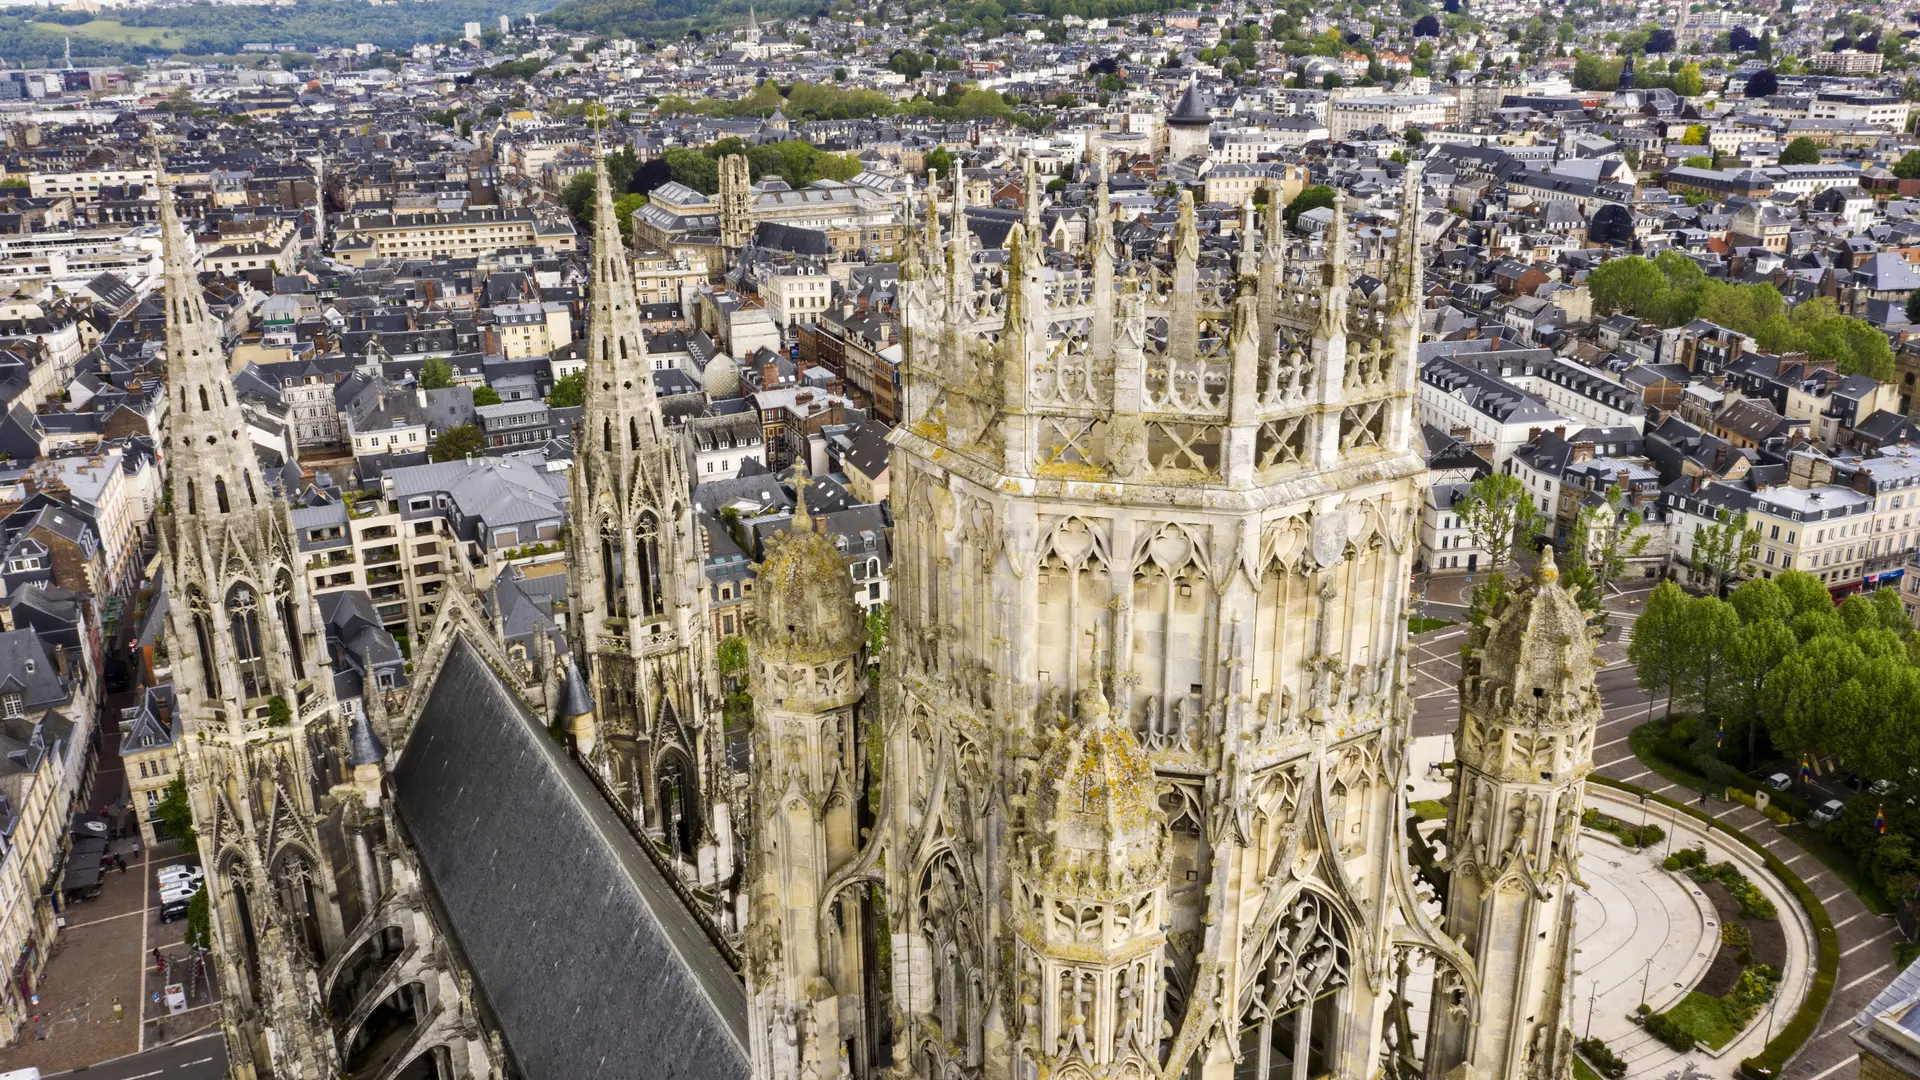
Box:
3;694;21;718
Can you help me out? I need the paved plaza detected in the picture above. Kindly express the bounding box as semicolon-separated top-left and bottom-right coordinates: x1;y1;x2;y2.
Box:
1404;735;1819;1080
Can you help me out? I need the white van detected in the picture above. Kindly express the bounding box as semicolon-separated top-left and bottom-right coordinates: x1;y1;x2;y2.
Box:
1;1067;45;1079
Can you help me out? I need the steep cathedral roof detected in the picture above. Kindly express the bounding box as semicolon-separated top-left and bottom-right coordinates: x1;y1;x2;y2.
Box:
393;635;750;1079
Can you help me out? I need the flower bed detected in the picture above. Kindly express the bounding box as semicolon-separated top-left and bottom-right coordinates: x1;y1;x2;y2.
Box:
1582;806;1666;848
1586;775;1836;1080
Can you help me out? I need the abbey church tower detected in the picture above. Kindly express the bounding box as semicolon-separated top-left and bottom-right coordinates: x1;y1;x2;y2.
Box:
155;170;344;1080
565;154;728;883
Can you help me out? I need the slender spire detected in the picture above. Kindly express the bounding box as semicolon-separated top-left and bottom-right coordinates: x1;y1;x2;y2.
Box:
1392;162;1424;315
583;147;662;464
1237;197;1258;279
1315;193;1350;341
1023;158;1042;241
159;154;261;520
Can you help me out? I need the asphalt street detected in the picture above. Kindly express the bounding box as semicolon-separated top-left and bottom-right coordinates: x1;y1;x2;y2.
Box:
47;1031;226;1080
1409;578;1898;1080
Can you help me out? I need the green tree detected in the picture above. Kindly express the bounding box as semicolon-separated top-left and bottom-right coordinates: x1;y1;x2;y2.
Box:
472;386;503;406
923;146;956;181
1630;580;1694;716
1764;631;1869;759
1680;595;1742;716
1687;508;1762;595
1894;151;1920;179
547;372;586;407
1588;256;1665;316
1455;472;1544;609
1562;485;1649;613
1671;61;1704;96
717;635;748;675
1721;617;1799;758
1778;136;1822;165
429;424;486;462
1283;184;1337;228
1728;577;1794;625
184;888;210;950
419;357;454;390
153;772;196;847
1681;124;1708;145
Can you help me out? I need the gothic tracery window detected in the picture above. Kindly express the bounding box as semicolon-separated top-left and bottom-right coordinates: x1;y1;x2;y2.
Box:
228;584;267;699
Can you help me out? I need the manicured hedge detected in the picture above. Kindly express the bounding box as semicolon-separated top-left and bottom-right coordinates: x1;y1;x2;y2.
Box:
1586;775;1836;1080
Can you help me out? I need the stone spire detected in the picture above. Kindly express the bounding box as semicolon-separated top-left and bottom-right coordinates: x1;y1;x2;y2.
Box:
582;147;662;472
1315;193;1350;340
1391;162;1424;315
159;165;261;519
1023;158;1042;241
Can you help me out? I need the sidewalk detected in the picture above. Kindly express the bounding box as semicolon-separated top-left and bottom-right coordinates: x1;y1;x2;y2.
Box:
1583;787;1818;1079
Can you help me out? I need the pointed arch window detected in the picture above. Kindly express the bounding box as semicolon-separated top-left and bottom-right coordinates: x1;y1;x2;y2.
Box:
198;386;210;412
600;519;627;617
636;511;664;619
215;477;230;515
185;479;197;516
603;419;613;454
243;471;256;506
275;572;304;681
189;588;219;697
227;584;267;700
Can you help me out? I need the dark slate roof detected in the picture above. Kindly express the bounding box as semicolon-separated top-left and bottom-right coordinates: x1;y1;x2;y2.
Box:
393;636;749;1080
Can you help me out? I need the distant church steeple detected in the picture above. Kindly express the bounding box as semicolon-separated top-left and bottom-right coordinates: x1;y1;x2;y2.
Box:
1618;52;1637;90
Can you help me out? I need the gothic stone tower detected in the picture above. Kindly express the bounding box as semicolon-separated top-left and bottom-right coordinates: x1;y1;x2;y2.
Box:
849;165;1460;1080
743;480;876;1079
565;153;727;883
1428;551;1599;1080
720;153;753;256
156;174;344;1080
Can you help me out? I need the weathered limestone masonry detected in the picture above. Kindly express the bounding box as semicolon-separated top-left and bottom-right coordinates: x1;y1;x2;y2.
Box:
738;157;1525;1080
566;156;730;886
1429;551;1600;1080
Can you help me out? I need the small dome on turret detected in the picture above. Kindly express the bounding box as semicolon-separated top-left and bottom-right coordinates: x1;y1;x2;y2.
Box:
1471;548;1601;710
750;467;864;662
1025;680;1165;896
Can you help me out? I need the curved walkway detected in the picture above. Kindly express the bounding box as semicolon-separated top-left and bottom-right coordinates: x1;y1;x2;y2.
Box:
1583;786;1817;1079
1408;580;1899;1080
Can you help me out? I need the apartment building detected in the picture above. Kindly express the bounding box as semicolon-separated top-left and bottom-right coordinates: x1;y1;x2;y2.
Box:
1668;469;1880;592
685;411;766;481
27;168;157;202
0;628;91;1046
1326;93;1455;140
119;685;179;848
293;453;569;633
765;266;834;328
331;207;577;266
35;449;144;599
1418;353;1570;465
486;301;573;358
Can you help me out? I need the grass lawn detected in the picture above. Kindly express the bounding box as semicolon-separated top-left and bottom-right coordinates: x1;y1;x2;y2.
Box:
1407;615;1457;634
1410;799;1448;821
32;18;185;47
1572;1055;1604;1080
1663;992;1742;1049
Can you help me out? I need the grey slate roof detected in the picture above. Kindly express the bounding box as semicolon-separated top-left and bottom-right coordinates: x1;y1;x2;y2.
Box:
393;635;749;1080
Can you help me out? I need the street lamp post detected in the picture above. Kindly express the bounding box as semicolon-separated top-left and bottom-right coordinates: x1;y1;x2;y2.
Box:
1640;957;1652;1010
1587;978;1598;1039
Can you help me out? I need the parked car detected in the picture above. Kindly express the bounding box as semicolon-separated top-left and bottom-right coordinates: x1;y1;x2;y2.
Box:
1870;779;1895;796
156;865;203;888
1811;799;1846;826
1764;773;1792;792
